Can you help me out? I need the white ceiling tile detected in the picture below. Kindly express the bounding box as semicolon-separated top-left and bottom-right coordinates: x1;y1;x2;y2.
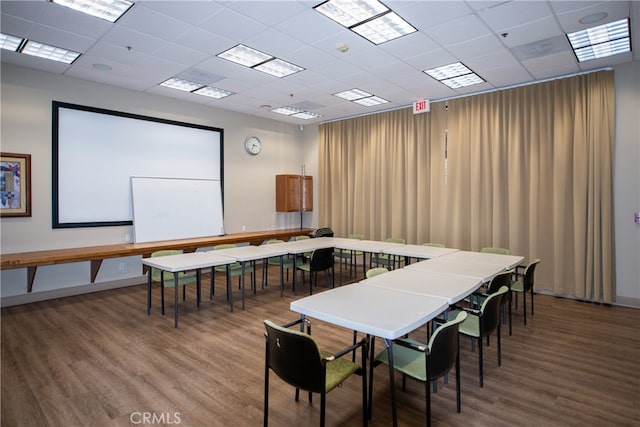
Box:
425;14;493;46
478;1;554;32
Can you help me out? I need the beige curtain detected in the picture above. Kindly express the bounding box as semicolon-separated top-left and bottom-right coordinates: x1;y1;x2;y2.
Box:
318;70;615;302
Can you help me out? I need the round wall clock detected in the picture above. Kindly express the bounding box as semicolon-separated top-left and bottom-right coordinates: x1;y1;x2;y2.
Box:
244;136;262;155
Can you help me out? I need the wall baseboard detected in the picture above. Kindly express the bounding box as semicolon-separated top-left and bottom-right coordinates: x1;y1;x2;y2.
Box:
1;276;146;308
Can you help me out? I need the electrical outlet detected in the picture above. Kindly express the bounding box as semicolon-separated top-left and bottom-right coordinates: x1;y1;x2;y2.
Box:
242;225;246;231
118;262;125;271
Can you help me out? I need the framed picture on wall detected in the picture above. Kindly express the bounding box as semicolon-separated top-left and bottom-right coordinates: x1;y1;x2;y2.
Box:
0;152;31;217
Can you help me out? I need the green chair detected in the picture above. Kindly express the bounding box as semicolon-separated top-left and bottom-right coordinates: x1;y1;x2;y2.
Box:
212;243;255;300
151;250;198;315
295;235;312;263
480;247;510;255
365;267;389;279
373;237;406;269
262;239;294;296
373;311;468;427
335;233;364;278
472;270;514;335
449;286;508;387
263;319;368;427
422;243;445;248
511;259;541;325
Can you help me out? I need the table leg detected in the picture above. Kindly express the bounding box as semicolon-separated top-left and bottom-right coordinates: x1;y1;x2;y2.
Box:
196;269;201;306
174;272;179;328
241;261;246;310
279;256;284;297
293;254;298;295
367;336;376;420
227;265;234;312
339;248;344;287
384;338;398;427
147;269;152;315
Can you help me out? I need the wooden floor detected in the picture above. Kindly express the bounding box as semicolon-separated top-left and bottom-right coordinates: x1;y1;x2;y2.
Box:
2;263;639;427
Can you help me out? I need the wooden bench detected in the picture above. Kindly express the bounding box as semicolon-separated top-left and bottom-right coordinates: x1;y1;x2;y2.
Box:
0;228;314;292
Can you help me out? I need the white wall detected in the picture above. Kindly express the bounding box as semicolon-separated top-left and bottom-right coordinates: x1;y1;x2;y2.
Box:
0;63;319;302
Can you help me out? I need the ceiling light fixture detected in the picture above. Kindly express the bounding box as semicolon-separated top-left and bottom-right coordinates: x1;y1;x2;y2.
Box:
271;107;321;120
333;88;389;106
50;0;133;23
314;0;416;45
217;45;304;78
160;78;234;99
424;62;485;89
21;40;81;64
567;18;631;62
0;33;25;51
193;86;235;99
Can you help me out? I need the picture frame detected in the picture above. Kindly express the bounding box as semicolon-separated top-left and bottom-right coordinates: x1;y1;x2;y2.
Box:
1;152;31;217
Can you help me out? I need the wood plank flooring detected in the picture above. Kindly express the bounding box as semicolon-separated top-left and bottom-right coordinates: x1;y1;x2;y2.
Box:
2;263;639;426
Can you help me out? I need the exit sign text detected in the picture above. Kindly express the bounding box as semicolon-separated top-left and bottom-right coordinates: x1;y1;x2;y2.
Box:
413;99;430;114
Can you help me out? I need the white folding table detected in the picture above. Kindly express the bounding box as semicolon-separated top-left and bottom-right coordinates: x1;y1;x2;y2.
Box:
405;256;515;283
290;283;449;427
360;267;483;304
142;251;235;327
329;238;406;283
381;244;459;265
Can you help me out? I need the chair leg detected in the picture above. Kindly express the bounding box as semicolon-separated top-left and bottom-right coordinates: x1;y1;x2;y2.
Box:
264;355;269;427
455;341;461;413
523;291;527;325
531;288;535;316
426;374;432;427
320;392;326;427
478;337;484;388
497;325;502;367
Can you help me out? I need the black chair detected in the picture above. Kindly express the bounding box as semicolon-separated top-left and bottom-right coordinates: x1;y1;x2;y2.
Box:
373;311;468;427
264;319;368;427
314;227;334;237
511;259;541;325
297;247;335;295
450;286;508;387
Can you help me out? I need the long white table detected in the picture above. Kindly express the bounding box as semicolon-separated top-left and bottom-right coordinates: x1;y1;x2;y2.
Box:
405;252;523;282
360;267;483;304
291;284;448;426
329;238;406;283
142;251;235;327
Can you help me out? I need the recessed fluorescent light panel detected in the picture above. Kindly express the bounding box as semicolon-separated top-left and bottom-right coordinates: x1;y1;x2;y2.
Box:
217;45;304;78
21;40;81;64
424;62;485;89
271;107;321;120
160;78;234;99
566;18;631;62
50;0;133;22
333;88;373;100
333;88;389;106
314;0;416;44
160;77;203;92
193;87;234;99
0;33;24;51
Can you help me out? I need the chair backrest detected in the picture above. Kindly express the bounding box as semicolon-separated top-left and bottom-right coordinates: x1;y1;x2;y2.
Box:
481;247;510;255
295;235;310;241
522;259;541;292
314;227;334;237
422;242;445;248
386;237;405;244
151;250;182;282
264;320;324;393
309;247;334;272
266;239;285;245
486;270;513;306
348;233;364;240
366;267;389;279
479;286;509;335
427;311;467;379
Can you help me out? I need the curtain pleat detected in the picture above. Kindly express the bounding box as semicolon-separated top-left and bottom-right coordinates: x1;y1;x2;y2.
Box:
318;70;615;302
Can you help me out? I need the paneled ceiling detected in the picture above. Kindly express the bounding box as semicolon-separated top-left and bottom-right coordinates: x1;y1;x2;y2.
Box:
1;1;638;124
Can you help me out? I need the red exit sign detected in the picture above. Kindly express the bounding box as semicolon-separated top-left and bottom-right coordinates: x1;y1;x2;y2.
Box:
413;99;430;114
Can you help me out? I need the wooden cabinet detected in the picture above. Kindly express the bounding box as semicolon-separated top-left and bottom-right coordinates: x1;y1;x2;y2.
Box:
276;174;312;212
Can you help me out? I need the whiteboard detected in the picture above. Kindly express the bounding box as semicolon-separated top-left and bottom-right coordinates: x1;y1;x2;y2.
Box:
131;177;224;243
